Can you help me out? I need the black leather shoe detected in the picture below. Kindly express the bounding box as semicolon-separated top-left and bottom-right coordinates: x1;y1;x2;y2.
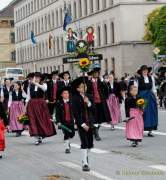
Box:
65;149;71;154
0;155;3;159
148;133;154;137
82;165;90;172
131;142;137;147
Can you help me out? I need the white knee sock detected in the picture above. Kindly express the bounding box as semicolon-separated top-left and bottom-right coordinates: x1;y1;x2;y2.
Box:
64;140;70;149
81;149;88;166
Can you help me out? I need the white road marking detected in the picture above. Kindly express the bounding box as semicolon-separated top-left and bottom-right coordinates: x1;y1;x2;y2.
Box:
149;165;166;172
58;161;114;180
71;143;109;154
101;124;166;136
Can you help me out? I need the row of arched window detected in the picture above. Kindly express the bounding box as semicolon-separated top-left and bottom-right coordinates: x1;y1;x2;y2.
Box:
16;20;115;64
15;0;114;23
15;0;56;22
15;0;114;42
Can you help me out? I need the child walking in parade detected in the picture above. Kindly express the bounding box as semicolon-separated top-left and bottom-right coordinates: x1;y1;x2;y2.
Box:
46;71;60;117
0;102;8;159
26;72;56;145
106;73;121;130
8;82;27;137
72;77;95;172
56;87;75;154
125;85;144;147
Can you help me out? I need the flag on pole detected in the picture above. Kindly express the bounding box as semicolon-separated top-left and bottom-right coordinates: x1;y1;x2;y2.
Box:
31;31;36;45
48;34;53;50
63;10;72;31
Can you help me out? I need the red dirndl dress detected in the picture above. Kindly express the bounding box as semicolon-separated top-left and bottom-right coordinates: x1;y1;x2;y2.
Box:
27;98;56;138
0;119;5;151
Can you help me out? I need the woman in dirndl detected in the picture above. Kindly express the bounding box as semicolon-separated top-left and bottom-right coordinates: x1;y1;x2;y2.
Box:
137;65;158;137
125;85;144;147
0;102;8;158
26;72;56;145
8;82;27;137
106;73;121;130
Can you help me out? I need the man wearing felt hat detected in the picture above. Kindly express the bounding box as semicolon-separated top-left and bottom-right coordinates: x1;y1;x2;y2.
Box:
59;71;72;94
87;64;111;141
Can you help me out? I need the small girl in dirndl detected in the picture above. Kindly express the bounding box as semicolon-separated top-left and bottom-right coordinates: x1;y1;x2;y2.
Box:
8;82;27;137
125;85;144;147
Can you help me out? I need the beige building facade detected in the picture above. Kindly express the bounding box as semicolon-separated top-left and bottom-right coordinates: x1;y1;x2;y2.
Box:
14;0;166;77
0;16;15;68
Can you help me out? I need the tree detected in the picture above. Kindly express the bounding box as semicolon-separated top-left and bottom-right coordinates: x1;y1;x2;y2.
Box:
144;5;166;55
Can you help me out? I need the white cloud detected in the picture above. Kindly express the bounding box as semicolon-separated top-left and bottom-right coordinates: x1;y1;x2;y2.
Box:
0;0;13;11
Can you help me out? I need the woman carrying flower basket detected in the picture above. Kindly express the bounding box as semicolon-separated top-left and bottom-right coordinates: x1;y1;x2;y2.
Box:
8;82;27;137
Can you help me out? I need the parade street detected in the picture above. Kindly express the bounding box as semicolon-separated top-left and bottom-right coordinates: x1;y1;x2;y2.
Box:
0;109;165;180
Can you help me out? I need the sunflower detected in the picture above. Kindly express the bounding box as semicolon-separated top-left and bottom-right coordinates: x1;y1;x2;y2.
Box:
136;99;145;106
79;58;90;67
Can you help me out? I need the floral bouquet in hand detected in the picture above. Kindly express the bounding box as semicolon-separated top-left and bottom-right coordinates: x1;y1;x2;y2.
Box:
17;113;29;125
77;58;92;72
136;98;147;110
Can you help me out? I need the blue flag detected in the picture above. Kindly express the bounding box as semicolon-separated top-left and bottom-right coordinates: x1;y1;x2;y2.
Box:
31;31;36;44
63;12;72;31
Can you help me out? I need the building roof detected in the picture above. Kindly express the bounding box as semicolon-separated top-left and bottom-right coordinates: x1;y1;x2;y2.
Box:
0;0;22;18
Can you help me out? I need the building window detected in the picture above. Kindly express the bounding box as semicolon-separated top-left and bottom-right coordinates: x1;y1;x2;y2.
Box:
52;11;55;28
105;59;108;74
73;1;77;19
61;37;64;54
104;24;108;45
103;0;107;9
90;0;93;14
110;0;114;6
50;66;52;72
111;22;115;44
10;32;15;43
111;57;115;74
48;13;51;30
60;8;63;26
56;10;58;27
78;0;82;18
84;0;87;16
96;0;100;11
10;20;14;27
11;51;16;61
97;26;101;46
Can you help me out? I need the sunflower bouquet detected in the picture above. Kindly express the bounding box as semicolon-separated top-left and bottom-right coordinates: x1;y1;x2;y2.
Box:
136;98;147;110
17;114;29;125
77;58;92;72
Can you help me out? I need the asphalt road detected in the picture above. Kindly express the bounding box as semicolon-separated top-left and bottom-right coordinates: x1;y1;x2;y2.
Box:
0;109;166;180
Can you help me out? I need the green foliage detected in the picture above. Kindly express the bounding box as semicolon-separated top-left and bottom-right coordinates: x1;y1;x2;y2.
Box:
144;5;166;54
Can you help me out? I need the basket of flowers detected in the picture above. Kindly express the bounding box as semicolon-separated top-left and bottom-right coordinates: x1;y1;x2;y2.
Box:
17;114;29;125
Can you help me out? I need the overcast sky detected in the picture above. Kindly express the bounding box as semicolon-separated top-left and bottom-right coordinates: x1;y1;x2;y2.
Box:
0;0;13;10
